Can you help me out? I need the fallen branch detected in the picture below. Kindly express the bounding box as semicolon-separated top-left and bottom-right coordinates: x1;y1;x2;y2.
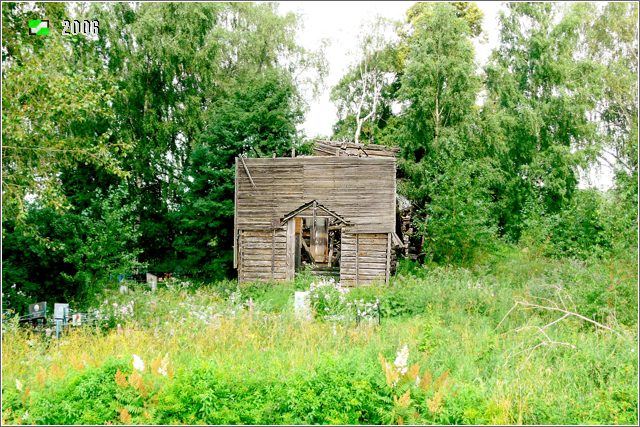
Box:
516;300;619;335
497;300;620;336
504;324;577;367
504;336;577;368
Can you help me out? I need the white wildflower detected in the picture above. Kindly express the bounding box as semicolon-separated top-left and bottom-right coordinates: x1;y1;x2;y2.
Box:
132;354;145;372
394;344;409;375
15;378;22;391
158;353;169;376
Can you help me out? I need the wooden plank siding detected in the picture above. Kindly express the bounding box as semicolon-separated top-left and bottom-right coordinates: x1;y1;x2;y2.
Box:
235;157;396;233
340;233;389;286
235;156;396;284
238;229;288;282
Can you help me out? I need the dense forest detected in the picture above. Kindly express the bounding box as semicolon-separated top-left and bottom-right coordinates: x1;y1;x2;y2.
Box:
2;1;638;312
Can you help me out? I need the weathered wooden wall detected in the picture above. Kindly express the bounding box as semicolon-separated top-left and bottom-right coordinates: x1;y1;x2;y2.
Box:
235;155;396;284
340;232;390;286
237;229;289;282
235;157;396;234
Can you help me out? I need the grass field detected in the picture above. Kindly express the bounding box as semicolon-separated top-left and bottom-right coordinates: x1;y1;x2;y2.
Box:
2;249;638;425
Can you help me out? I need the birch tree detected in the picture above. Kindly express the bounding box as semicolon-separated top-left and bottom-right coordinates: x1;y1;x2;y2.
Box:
331;18;397;144
399;3;498;264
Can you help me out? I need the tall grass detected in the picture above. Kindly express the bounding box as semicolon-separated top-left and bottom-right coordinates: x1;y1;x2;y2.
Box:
2;249;637;424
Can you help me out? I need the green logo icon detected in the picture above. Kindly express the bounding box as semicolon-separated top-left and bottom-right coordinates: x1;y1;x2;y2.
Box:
28;19;49;36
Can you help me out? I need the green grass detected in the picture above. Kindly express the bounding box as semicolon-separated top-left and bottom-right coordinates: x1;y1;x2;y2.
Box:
2;249;637;424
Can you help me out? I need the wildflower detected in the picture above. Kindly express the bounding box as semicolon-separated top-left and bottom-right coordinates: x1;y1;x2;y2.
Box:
158;353;169;376
394;344;409;375
15;378;22;391
132;354;145;372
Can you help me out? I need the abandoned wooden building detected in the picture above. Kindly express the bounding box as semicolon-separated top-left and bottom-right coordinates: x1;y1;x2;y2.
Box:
234;140;402;285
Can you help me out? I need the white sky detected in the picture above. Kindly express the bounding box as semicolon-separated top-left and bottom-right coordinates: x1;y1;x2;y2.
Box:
276;1;613;190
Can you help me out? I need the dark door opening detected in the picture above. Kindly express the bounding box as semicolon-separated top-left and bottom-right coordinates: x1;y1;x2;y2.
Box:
295;215;342;272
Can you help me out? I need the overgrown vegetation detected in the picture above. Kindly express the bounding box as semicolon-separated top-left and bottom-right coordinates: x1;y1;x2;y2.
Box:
2;252;637;425
1;1;637;425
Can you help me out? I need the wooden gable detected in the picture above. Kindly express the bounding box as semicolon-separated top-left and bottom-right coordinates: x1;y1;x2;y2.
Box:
235;156;396;234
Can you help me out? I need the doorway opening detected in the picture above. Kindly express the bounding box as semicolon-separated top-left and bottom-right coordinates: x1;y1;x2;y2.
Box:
294;215;342;272
281;200;347;279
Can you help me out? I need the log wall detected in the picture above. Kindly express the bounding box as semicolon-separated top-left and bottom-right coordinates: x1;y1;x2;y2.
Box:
235;156;396;284
235;157;396;233
238;229;289;282
340;232;390;286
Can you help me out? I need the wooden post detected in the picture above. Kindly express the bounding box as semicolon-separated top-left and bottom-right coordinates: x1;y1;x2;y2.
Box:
238;232;243;283
328;233;334;267
271;229;275;280
312;201;317;263
286;219;296;280
386;232;391;285
239;155;256;189
233;158;238;268
355;234;359;287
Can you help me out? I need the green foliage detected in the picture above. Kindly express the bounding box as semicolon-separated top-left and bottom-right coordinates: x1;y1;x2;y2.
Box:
2;208;78;313
63;185;143;291
1;2;128;222
406;2;484;38
2;2;323;306
585;2;638;189
330;17;401;145
153;362;388;424
84;2;316;268
485;3;603;240
397;3;500;264
2;185;142;312
519;188;638;263
3;252;636;425
27;359;129;425
308;279;349;319
173;68;302;278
